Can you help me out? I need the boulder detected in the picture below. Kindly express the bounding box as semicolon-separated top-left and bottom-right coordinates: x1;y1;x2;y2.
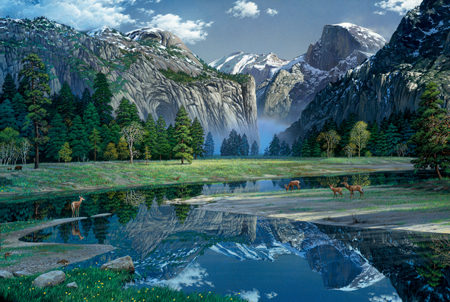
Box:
101;256;135;272
0;270;14;279
67;282;78;288
13;271;32;277
32;271;66;288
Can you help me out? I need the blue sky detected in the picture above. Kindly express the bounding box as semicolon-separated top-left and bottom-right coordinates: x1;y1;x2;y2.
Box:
1;0;421;62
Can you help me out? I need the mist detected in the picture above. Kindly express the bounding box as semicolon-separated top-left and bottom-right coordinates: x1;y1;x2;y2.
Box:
257;118;291;153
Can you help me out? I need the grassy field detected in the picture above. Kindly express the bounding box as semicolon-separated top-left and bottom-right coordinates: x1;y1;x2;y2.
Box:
0;157;414;197
0;267;246;302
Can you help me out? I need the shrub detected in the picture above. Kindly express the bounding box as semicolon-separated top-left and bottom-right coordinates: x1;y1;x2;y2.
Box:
320;151;327;158
365;151;372;157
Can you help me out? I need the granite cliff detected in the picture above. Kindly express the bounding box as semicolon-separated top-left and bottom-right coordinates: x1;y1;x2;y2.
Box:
280;0;450;143
0;18;259;144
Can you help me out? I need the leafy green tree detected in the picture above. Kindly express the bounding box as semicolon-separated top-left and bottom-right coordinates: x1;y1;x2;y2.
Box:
385;123;402;156
144;145;151;164
410;82;450;179
166;124;177;160
349;121;371;157
45;114;67;161
89;127;102;161
92;72;113;125
19;54;51;169
269;134;280;156
1;73;17;104
250;140;259;156
117;137;129;161
343;143;356;158
58;142;72;163
239;134;250;156
69;115;91;161
57;82;75;125
190;117;205;160
142;115;157;159
103;143;118;161
173;106;193;164
317;130;341;158
83;103;101;139
0;99;18;131
0;127;20;145
155;115;170;160
204;131;215;156
376;131;389;156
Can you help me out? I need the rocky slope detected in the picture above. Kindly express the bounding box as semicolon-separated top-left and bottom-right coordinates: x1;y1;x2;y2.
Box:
0;17;259;145
257;23;386;124
280;0;450;143
209;52;289;86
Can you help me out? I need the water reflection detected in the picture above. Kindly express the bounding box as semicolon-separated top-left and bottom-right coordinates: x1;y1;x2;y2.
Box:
19;203;450;302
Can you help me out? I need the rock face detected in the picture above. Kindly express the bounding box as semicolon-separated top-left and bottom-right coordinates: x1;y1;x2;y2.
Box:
257;23;386;123
101;255;135;272
32;270;66;288
0;17;259;145
209;52;290;86
280;0;450;142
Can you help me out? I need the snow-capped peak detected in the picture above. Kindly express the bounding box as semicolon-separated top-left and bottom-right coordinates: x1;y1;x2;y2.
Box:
331;23;386;50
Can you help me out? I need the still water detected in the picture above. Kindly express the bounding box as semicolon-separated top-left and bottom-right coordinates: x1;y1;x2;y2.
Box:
19;203;450;302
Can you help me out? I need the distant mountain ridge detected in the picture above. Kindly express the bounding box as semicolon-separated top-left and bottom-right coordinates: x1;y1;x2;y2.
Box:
279;0;450;143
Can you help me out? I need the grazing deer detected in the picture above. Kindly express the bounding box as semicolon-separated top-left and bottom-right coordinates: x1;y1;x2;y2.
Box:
14;166;22;171
57;259;69;266
4;252;12;260
71;222;84;241
340;181;364;199
285;180;301;192
71;196;85;217
329;184;343;199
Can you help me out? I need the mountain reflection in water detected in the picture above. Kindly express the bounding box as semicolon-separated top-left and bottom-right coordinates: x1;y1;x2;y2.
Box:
21;202;450;302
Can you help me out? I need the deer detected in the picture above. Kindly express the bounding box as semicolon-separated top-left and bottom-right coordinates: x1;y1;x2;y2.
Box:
285;180;301;192
329;184;343;199
4;252;12;260
71;222;84;241
340;180;364;199
71;196;85;217
57;259;69;266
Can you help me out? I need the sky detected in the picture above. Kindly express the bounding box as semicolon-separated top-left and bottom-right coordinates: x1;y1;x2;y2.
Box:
1;0;422;63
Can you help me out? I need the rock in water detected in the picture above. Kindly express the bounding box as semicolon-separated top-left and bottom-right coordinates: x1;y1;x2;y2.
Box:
32;271;66;288
13;271;32;277
67;282;78;288
0;270;14;279
101;255;135;272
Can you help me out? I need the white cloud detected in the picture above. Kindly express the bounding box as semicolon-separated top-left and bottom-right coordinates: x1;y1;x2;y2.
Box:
374;11;386;15
265;291;278;299
0;0;136;31
233;289;260;302
164;263;213;291
266;8;278;16
227;0;260;18
369;293;402;302
137;8;154;16
143;13;213;44
374;0;422;15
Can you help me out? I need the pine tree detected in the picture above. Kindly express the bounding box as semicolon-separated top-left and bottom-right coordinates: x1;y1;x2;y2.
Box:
376;131;388;156
340;113;356;152
227;129;239;156
144;145;151;164
19;54;51;169
250;140;259;156
117;137;129;161
385;123;402;156
410;82;450;179
263;146;269;156
269;134;281;156
155;115;170;160
204;131;215;156
142;115;157;159
115;97;137;128
45;114;68;161
77;88;92;117
239;134;250;156
220;138;228;156
92;72;113;125
367;121;379;155
380;116;389;133
11;93;32;137
0;99;18;131
69;115;91;161
280;140;291;156
89;127;102;161
58;82;75;125
190;117;205;160
83;103;101;141
291;138;301;157
1;73;17;104
301;138;311;157
167;124;177;160
173;106;193;164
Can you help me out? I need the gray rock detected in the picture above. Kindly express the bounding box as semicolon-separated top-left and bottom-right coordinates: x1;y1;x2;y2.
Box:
0;270;14;279
67;282;78;288
32;270;66;288
13;270;32;277
101;256;135;272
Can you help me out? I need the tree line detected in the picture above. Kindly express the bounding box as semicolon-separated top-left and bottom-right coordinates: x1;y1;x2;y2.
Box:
219;129;259;156
0;54;216;168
